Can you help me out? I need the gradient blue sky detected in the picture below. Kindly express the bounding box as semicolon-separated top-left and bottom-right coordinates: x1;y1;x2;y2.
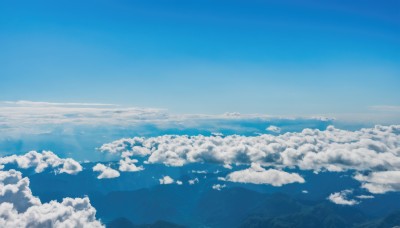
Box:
1;0;399;115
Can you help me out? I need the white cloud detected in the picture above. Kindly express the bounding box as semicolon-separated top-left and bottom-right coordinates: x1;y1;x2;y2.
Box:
266;125;281;133
99;138;152;156
0;151;82;175
1;100;334;137
226;163;305;186
354;171;400;194
0;101;167;135
212;184;226;191
356;195;374;199
118;158;144;172
92;164;120;179
101;125;400;175
302;190;308;194
188;178;199;185
0;169;103;227
191;170;207;174
176;180;183;185
59;158;83;175
159;176;174;185
328;189;359;206
99;125;400;194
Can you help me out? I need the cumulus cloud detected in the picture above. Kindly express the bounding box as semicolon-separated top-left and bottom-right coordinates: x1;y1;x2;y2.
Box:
328;189;359;206
92;164;120;179
99;125;400;193
212;184;226;191
225;163;305;186
101;125;400;174
354;171;400;194
99;138;152;156
0;169;103;227
59;158;83;175
118;157;144;172
266;125;281;133
0;151;82;175
159;176;174;185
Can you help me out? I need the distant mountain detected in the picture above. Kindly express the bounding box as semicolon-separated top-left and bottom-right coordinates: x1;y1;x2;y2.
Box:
357;211;400;228
25;164;400;228
108;217;185;228
89;186;391;228
240;202;368;228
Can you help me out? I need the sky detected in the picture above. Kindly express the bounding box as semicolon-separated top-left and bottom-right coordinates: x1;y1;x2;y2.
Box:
0;0;399;116
1;2;400;226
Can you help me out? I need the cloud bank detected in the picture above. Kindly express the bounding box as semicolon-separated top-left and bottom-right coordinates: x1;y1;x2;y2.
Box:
0;151;82;175
354;171;400;194
101;125;400;172
0;169;103;227
101;125;400;191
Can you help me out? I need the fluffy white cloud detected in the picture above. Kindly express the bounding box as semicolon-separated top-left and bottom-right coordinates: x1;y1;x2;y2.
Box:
101;125;400;173
226;163;305;186
60;158;83;175
100;125;400;193
266;125;281;133
212;184;226;191
159;176;174;185
354;171;400;194
0;169;103;227
176;180;183;185
99;138;151;156
328;189;359;206
92;164;120;179
0;151;82;175
118;157;144;172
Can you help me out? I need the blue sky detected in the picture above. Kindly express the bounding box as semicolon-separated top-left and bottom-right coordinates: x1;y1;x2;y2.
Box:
1;0;399;115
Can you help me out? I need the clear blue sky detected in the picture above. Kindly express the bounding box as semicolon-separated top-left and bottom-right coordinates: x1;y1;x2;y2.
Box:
1;0;399;115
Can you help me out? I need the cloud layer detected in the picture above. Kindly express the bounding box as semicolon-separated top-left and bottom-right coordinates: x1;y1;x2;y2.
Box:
100;125;400;192
101;125;400;172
